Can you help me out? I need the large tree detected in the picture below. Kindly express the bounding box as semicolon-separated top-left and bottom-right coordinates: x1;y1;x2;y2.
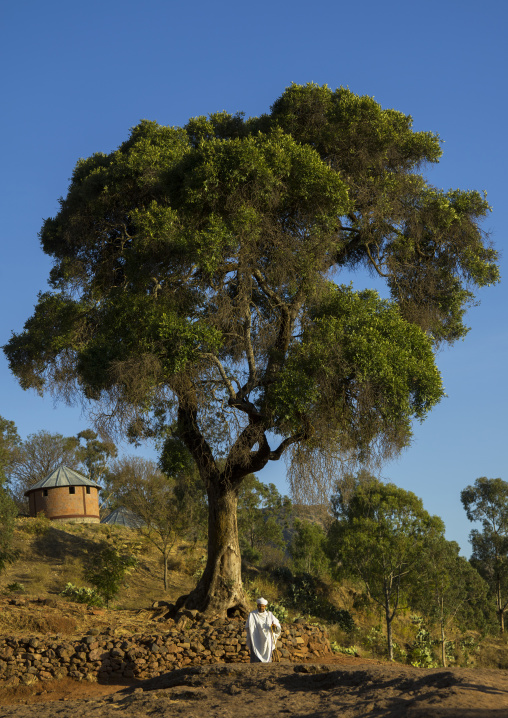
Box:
4;84;498;615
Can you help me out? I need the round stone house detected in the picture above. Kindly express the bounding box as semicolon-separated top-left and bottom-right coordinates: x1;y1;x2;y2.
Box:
24;465;101;523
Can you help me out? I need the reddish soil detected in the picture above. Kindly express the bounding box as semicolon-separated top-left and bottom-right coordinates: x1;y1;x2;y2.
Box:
2;655;508;717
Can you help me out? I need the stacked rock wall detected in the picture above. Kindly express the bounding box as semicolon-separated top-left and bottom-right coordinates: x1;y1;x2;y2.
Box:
0;618;332;686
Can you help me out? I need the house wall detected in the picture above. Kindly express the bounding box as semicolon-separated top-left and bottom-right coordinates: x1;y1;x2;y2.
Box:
28;485;100;523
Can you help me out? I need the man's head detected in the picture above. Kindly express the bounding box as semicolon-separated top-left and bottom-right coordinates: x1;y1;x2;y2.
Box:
257;597;268;612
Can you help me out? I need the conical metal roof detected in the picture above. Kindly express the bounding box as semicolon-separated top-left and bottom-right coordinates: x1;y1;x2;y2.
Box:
101;506;145;528
24;465;100;495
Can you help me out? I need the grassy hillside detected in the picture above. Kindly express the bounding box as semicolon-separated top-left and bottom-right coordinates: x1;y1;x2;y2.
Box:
1;517;508;670
2;517;202;609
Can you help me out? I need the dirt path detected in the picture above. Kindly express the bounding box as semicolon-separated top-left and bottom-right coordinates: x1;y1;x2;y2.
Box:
2;659;508;717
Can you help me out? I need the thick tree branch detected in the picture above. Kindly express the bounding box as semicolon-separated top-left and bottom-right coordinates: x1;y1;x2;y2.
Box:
176;389;217;486
227;397;264;419
268;432;305;461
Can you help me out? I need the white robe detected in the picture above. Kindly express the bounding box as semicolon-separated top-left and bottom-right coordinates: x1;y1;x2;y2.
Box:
245;609;281;662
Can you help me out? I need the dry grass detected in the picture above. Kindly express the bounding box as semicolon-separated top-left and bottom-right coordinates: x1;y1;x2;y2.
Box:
0;608;78;636
1;518;202;609
2;518;505;671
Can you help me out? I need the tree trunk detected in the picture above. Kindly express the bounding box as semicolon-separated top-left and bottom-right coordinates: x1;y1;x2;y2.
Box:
182;480;248;617
163;553;168;591
385;607;393;661
441;621;446;668
497;577;504;633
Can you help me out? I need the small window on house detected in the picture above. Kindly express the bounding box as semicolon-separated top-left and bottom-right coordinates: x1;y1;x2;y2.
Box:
86;487;91;495
69;486;75;495
43;489;48;497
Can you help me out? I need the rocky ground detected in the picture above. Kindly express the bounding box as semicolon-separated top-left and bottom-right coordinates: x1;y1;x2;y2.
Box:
2;659;508;717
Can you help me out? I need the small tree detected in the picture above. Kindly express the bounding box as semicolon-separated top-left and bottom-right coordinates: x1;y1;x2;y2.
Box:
9;430;80;511
461;477;508;632
76;429;117;484
83;542;137;607
328;478;444;660
289;520;329;576
237;474;291;564
0;481;18;576
413;536;487;666
106;457;186;590
0;416;21;485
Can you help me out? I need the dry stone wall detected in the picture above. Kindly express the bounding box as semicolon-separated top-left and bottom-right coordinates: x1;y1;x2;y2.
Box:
0;617;332;687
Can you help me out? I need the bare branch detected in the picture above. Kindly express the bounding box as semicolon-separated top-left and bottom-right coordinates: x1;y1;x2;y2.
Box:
366;244;390;278
243;302;257;390
200;353;237;400
252;269;287;311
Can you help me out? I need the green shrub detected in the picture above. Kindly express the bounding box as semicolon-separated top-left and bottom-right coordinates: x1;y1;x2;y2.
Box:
83;542;138;607
331;642;359;656
270;602;289;623
60;582;103;607
26;513;52;535
271;568;355;629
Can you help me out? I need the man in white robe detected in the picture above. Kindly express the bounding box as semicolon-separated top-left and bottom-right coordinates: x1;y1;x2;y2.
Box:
245;597;281;663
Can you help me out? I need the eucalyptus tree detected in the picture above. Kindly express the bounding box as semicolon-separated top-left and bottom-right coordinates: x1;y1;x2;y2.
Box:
413;536;487;666
75;429;117;485
4;83;498;615
289;519;329;576
237;474;290;563
461;477;508;632
328;478;444;660
0;417;19;574
0;416;21;485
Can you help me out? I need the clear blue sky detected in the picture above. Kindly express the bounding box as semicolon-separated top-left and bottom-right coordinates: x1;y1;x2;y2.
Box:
1;0;506;554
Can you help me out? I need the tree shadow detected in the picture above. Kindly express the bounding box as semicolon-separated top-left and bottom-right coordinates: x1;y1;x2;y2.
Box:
278;667;508;718
32;525;101;560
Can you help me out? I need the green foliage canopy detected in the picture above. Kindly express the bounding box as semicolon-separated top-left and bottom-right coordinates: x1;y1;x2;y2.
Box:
3;84;499;612
237;474;290;563
461;477;508;632
0;416;21;485
289;519;329;576
328;477;444;659
5;83;497;498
